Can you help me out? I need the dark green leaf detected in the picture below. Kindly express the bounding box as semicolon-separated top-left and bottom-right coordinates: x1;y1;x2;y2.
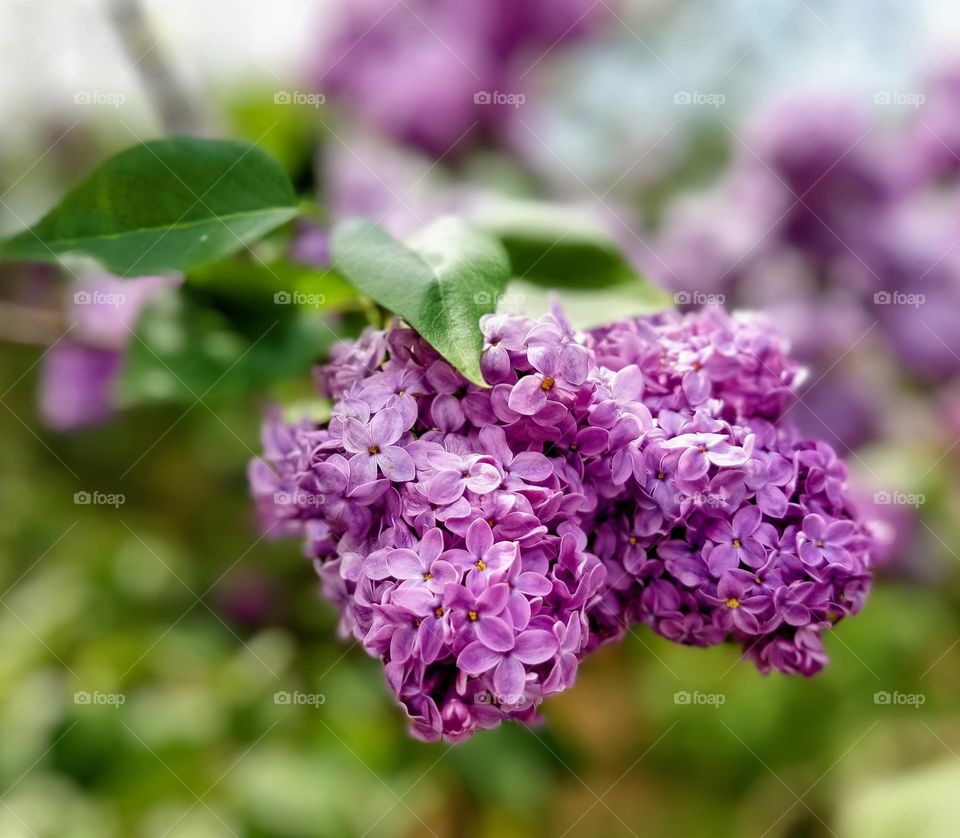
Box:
331;217;510;386
471;199;639;287
470;199;674;328
502;277;673;330
185;258;358;327
117;291;340;406
1;138;299;276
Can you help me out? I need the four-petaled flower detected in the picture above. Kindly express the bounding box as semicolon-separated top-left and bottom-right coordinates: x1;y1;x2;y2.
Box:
342;408;415;482
458;629;559;702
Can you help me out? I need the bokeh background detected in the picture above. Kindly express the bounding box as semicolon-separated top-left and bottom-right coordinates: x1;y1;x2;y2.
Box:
2;0;960;835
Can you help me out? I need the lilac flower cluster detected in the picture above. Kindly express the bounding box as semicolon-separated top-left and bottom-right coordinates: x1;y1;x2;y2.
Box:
652;84;960;453
251;307;872;740
582;312;872;675
313;0;611;156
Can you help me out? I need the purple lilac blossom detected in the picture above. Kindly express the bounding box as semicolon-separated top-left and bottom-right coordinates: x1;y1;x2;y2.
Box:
651;88;960;453
39;274;177;430
251;305;873;741
313;0;612;157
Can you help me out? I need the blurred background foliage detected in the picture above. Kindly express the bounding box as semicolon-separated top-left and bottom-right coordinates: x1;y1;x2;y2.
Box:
3;0;960;836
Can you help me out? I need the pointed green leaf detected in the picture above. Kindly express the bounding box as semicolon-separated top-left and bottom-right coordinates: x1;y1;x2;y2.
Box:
1;138;299;275
331;217;510;386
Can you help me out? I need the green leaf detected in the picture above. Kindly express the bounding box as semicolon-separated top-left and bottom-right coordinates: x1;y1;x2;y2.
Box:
331;217;510;386
117;291;341;406
185;258;359;324
470;199;639;287
0;138;300;276
501;276;674;330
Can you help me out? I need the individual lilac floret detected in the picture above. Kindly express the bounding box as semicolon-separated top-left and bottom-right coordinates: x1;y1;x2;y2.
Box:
251;305;873;741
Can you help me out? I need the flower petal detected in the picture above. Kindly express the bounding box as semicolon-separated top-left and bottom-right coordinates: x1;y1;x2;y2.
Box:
458;641;500;675
513;629;558;664
376;446;416;482
493;656;526;703
476;616;515;652
508;375;548;415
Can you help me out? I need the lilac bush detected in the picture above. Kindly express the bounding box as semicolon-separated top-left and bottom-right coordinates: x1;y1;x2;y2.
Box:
313;0;611;156
251;306;873;741
40;274;177;430
652;86;960;451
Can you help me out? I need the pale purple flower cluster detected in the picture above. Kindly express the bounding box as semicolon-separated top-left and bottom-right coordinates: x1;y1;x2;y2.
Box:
583;312;872;674
652;86;960;450
251;306;873;740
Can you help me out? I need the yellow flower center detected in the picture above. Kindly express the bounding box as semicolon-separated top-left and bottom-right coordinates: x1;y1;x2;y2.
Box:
657;472;666;480
541;376;555;391
816;539;825;548
368;445;380;455
732;539;742;549
468;610;478;622
726;598;740;609
434;606;444;618
475;559;486;571
423;572;432;581
628;536;638;546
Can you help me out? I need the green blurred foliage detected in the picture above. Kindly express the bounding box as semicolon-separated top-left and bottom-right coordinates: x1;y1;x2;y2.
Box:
3;333;960;837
